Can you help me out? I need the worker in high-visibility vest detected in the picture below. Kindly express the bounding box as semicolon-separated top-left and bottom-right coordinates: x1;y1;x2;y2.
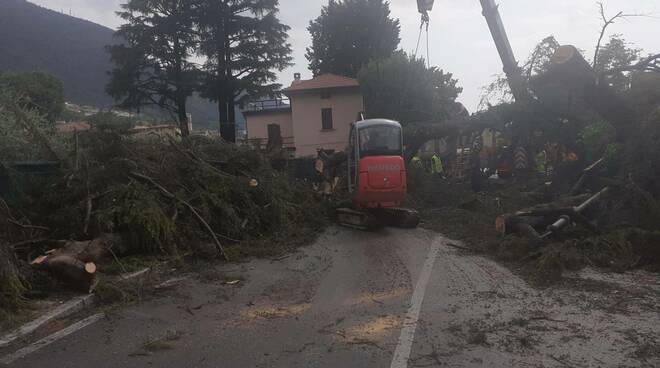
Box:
411;156;423;169
536;150;547;176
431;153;444;175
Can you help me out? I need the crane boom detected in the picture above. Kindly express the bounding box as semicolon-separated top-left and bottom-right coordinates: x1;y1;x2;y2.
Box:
478;0;529;102
418;0;529;102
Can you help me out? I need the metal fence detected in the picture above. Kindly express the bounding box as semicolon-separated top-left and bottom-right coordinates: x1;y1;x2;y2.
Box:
242;98;291;113
0;161;61;198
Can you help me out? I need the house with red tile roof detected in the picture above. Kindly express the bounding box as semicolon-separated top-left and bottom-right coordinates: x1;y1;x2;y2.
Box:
243;73;364;157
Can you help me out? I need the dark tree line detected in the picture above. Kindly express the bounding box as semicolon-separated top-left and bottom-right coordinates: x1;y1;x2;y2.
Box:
0;72;65;122
108;0;464;139
306;0;400;78
107;0;292;139
306;0;462;124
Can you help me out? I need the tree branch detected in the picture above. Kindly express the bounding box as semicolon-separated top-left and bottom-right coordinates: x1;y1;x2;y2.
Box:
593;2;648;70
601;53;660;75
128;172;229;261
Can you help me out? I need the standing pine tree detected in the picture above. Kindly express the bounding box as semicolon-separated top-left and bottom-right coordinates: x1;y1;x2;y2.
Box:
107;0;198;136
195;0;292;142
306;0;400;78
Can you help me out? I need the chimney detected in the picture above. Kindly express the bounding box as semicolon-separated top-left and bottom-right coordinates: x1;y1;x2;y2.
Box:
292;73;302;86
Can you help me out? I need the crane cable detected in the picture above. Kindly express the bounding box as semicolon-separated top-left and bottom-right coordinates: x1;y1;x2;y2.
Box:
398;13;431;121
425;19;430;68
413;21;424;60
412;14;430;66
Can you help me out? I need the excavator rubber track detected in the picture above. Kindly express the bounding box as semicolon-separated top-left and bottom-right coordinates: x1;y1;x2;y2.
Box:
375;207;420;229
336;208;381;231
336;207;419;230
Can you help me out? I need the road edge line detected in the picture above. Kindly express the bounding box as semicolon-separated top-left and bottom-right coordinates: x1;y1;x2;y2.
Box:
390;237;442;368
0;294;95;348
0;313;105;366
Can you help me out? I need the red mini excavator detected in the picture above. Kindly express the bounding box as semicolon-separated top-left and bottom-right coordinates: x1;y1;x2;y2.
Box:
336;119;420;230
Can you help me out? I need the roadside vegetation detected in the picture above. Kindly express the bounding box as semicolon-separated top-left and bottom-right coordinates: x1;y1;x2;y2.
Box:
2;0;659;333
0;78;326;328
408;64;660;285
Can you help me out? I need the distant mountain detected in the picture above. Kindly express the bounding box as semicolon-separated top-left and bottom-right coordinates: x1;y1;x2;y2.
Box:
0;0;222;128
0;0;115;106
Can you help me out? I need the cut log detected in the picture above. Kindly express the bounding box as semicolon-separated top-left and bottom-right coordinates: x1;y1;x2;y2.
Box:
570;157;605;195
30;255;48;266
39;234;122;264
314;151;348;196
85;262;97;273
39;255;98;293
496;214;548;239
497;187;610;240
28;234;124;292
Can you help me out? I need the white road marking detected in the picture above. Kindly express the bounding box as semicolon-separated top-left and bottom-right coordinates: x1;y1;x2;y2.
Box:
0;313;105;366
0;294;95;348
390;238;442;368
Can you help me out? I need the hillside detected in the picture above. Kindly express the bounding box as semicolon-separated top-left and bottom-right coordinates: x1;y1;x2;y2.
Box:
0;0;222;127
0;0;115;107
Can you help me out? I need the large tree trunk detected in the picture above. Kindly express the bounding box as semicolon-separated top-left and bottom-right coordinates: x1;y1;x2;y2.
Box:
178;101;190;137
218;98;236;143
542;45;637;139
172;35;190;138
39;255;98;293
217;16;236;143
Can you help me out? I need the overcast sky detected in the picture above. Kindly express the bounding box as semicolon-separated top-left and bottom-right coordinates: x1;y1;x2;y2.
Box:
31;0;660;111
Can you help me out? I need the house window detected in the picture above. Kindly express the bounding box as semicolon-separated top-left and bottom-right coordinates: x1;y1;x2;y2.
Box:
320;91;332;99
321;108;333;130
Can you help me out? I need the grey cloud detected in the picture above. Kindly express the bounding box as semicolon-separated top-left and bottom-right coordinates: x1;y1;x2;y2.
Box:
30;0;660;110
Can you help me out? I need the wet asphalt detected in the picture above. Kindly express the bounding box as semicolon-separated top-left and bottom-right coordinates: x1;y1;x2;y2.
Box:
7;227;660;368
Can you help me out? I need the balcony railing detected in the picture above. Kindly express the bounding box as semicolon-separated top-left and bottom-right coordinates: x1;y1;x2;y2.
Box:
243;136;295;150
242;98;291;113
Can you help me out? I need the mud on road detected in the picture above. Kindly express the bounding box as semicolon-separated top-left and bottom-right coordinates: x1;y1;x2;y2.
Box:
6;228;660;367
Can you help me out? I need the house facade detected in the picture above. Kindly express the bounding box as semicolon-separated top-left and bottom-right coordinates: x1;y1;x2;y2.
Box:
243;73;364;157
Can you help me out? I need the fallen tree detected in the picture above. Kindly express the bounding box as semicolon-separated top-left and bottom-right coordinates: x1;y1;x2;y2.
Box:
496;188;609;241
1;114;327;316
539;45;637;139
411;41;660;282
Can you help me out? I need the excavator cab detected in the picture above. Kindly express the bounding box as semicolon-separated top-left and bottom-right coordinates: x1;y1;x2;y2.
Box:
339;119;418;230
347;119;405;205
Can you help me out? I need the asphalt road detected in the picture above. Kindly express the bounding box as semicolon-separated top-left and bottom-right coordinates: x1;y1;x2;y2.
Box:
7;227;660;367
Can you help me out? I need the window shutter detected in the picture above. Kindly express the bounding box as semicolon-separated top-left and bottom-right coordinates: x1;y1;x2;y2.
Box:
321;108;333;130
